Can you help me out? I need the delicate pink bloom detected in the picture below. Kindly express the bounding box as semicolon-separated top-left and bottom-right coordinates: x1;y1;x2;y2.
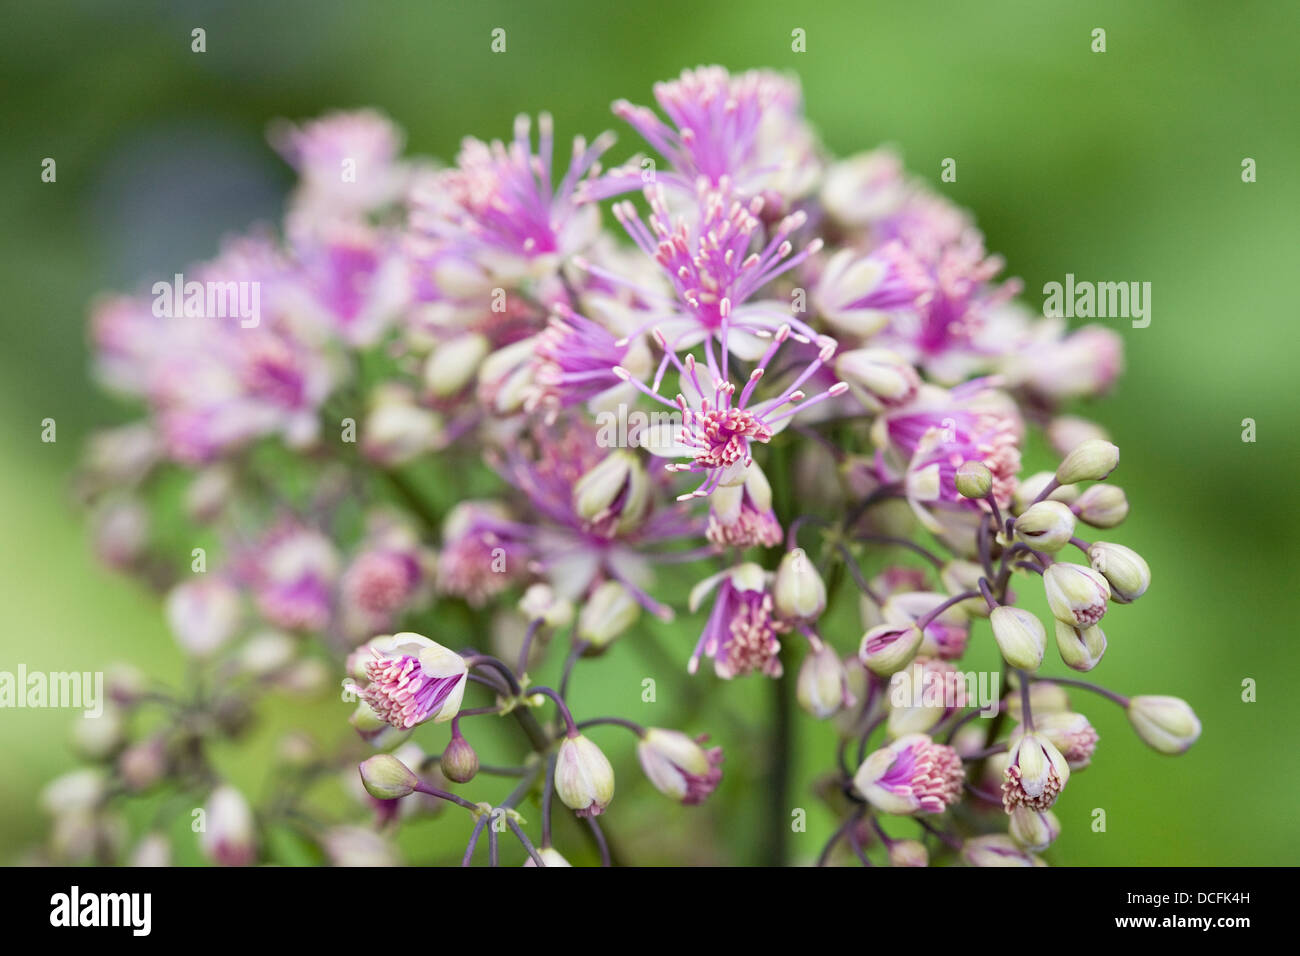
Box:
687;563;789;679
853;733;965;815
360;633;468;729
637;729;724;805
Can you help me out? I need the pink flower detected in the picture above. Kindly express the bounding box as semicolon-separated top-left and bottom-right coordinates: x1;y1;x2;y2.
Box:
853;733;965;815
360;633;468;729
688;563;789;679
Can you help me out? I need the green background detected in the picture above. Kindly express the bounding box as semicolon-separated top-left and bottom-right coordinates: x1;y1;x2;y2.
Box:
1;0;1297;865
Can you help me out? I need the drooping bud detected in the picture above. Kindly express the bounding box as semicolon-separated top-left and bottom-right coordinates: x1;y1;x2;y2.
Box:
577;580;641;650
440;731;479;783
888;839;930;867
1054;620;1107;671
1001;731;1070;812
636;729;723;804
1087;542;1150;601
1055;438;1119;484
359;753;420;800
1013;500;1076;553
774;548;827;621
954;460;993;499
1043;563;1110;628
797;643;853;719
572;450;650;535
1008;806;1061;852
554;733;615;817
1072;484;1129;528
990;606;1047;671
360;634;468;729
859;623;924;676
1127;696;1201;755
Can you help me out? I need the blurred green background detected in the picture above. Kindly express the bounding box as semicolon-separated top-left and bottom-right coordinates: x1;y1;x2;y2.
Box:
2;0;1297;865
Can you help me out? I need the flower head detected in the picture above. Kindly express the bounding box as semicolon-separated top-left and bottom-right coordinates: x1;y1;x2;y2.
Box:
1002;730;1071;812
853;733;965;815
359;633;468;729
688;563;789;679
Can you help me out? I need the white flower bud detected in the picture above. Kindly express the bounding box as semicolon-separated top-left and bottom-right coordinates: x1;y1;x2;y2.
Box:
1043;563;1110;628
1088;541;1150;601
1054;620;1107;671
554;734;615;816
1072;484;1129;528
359;753;420;799
1008;806;1061;852
1013;500;1076;553
577;581;641;649
774;548;827;620
990;606;1047;671
797;644;851;719
1055;438;1119;484
423;333;489;398
1127;696;1201;755
859;623;923;676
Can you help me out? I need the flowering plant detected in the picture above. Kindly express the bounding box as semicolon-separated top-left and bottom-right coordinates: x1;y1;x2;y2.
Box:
52;66;1197;867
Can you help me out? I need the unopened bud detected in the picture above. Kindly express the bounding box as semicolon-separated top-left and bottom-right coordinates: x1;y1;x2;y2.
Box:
1008;806;1061;852
440;732;479;783
1054;620;1107;672
797;644;852;719
954;461;993;499
858;623;923;676
554;733;615;816
1072;484;1129;528
359;753;420;800
1055;438;1119;484
573;450;649;534
1043;563;1110;628
990;606;1047;672
577;581;641;649
423;333;489;398
774;548;827;620
1013;500;1076;552
1087;542;1150;601
519;583;574;630
1127;695;1201;755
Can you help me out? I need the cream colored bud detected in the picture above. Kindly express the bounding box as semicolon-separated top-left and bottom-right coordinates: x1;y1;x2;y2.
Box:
797;644;851;719
1013;500;1076;553
423;333;489;398
359;753;420;799
577;581;641;648
889;839;930;867
1087;542;1150;601
859;623;924;676
1073;484;1129;528
554;734;615;816
990;606;1047;672
954;461;993;499
1054;620;1107;672
1055;438;1119;484
1043;563;1110;628
1009;806;1061;852
774;548;827;620
1127;696;1201;755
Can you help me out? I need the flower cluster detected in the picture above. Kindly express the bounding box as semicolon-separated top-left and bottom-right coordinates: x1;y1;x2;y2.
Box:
47;66;1196;868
